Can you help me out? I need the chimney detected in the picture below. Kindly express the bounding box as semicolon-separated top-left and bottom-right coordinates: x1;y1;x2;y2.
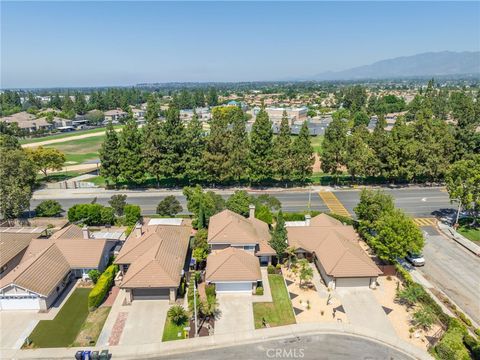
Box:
305;214;311;227
249;204;256;219
134;223;143;238
82;226;90;239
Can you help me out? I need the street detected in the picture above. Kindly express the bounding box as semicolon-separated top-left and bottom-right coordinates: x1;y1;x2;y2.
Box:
418;227;480;325
31;186;454;217
155;333;416;360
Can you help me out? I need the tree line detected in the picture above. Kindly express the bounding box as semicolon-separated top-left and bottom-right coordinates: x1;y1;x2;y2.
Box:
99;102;314;186
322;83;480;183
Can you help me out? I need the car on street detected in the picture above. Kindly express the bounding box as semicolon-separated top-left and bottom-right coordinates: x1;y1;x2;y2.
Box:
406;252;425;266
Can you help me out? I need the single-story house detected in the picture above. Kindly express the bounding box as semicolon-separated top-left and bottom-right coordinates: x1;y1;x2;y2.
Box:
287;214;382;289
207;206;276;266
0;227;47;279
115;219;193;304
205;247;261;293
0;225;114;311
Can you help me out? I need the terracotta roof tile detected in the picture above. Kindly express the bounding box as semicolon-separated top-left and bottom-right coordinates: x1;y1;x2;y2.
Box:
206;247;261;282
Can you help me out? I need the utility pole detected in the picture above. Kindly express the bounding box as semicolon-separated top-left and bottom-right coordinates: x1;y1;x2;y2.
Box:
193;277;198;337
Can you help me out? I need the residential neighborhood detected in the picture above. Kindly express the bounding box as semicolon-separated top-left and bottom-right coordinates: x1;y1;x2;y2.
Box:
1;1;479;360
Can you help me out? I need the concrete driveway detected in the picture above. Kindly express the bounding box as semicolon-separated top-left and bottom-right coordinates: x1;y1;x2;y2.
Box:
215;294;254;335
0;311;39;349
336;287;396;337
119;300;170;345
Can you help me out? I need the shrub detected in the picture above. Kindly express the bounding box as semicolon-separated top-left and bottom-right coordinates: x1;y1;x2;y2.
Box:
267;265;276;274
463;335;480;360
156;196;183;217
256;286;264;296
87;269;101;284
88;264;118;310
475;328;480;337
397;284;424;308
124;204;141;226
100;207;115;225
35;200;62;217
276;263;282;270
454;310;473;327
413;305;436;330
435;319;470;360
167;305;188;326
205;284;216;298
67;203;115;226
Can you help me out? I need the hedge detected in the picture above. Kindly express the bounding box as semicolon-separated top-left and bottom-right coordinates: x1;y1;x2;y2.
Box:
88;264;118;310
434;319;471;360
67;203;115;226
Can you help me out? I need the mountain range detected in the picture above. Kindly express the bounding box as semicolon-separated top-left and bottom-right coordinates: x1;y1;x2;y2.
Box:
311;51;480;80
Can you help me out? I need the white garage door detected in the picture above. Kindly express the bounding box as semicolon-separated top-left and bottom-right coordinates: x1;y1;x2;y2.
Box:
215;282;252;293
335;277;371;288
0;296;40;310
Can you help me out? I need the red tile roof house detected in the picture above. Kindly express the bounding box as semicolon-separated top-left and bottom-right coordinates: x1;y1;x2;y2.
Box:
286;214;382;289
0;225;115;311
205;206;276;293
114;219;193;304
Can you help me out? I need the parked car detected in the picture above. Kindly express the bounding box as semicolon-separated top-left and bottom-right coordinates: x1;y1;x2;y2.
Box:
406;252;425;266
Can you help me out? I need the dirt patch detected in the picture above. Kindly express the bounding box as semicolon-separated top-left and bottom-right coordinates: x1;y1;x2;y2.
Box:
73;307;111;347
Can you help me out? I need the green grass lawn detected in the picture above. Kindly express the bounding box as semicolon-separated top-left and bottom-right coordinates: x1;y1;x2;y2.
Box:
253;274;296;329
162;317;187;342
20;126;122;145
28;288;91;348
310;135;323;153
44;135;104;164
457;218;480;243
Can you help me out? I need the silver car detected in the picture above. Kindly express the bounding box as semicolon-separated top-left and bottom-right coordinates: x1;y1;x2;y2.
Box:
406;252;425;266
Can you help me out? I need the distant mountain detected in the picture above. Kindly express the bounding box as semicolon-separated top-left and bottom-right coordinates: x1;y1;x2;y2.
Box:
312;51;480;80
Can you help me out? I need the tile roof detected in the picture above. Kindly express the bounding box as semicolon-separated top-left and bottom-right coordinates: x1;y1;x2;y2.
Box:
50;224;84;240
0;228;45;267
287;215;381;278
115;225;192;288
206;247;261;282
0;242;71;297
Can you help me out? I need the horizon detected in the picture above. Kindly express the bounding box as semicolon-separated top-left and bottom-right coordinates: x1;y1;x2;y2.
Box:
2;1;480;88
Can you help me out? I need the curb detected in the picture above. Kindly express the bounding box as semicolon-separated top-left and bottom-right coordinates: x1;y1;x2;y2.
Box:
436;223;480;256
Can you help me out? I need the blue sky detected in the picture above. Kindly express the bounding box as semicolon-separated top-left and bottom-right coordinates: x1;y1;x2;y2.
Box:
1;1;479;88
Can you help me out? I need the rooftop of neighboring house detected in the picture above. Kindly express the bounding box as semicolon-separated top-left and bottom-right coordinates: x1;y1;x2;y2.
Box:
286;214;382;278
207;209;276;255
206;247;261;282
115;219;193;288
104;109;127;116
0;227;47;268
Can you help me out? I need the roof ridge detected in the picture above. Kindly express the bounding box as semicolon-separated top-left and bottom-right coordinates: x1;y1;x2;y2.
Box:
209;216;233;241
116;232;157;262
208;248;237;279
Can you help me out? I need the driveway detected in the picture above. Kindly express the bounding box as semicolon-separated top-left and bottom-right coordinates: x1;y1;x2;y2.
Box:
119;300;170;345
336;287;396;337
0;311;39;349
215;294;254;335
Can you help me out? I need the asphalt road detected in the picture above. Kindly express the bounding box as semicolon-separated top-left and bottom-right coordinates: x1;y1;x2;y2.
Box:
155;333;417;360
418;226;480;325
31;187;453;217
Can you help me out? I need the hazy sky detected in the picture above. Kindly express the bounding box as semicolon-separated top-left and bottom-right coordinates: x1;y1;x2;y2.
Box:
1;1;479;88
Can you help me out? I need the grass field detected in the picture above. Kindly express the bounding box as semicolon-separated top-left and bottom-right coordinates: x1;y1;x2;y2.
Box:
44;135;105;164
310;135;323;153
162;317;187;342
28;288;90;348
457;217;480;243
20;126;121;145
253;274;296;329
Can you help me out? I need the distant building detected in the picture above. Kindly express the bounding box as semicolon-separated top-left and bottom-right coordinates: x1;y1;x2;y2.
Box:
104;109;127;123
253;107;308;124
0;112;53;133
132;108;145;120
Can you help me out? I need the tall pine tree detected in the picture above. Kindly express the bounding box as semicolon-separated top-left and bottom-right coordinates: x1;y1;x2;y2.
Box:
269;210;288;257
249;108;273;183
291;121;314;182
119;117;144;185
273;111;292;184
184;113;205;183
228;107;249;182
99;121;121;185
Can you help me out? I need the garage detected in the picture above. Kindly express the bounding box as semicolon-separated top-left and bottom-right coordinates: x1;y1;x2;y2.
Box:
132;288;169;300
215;282;253;293
0;295;40;310
335;277;371;288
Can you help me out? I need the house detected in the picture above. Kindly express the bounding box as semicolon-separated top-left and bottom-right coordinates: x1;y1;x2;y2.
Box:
131;108;145;120
286;214;382;289
114;219;193;304
207;206;276;266
0;112;53;133
104;109;127;123
0;227;48;279
205;247;261;293
0;225;114;311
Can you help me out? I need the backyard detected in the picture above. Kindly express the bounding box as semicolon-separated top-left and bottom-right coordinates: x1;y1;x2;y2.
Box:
253;274;296;329
27;288;91;348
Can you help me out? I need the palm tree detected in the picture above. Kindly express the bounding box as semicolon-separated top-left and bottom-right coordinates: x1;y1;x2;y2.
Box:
167;305;188;326
284;246;298;270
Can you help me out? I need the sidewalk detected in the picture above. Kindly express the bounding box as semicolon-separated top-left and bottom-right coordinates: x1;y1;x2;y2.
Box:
437;222;480;256
2;322;431;360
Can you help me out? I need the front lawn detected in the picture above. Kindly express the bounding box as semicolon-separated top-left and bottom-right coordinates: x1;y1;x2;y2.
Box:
28;288;90;348
253;274;296;329
162;317;187;342
72;306;111;347
457;224;480;243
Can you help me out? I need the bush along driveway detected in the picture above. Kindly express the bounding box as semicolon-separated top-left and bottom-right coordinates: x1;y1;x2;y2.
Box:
27;288;91;348
253;274;296;329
